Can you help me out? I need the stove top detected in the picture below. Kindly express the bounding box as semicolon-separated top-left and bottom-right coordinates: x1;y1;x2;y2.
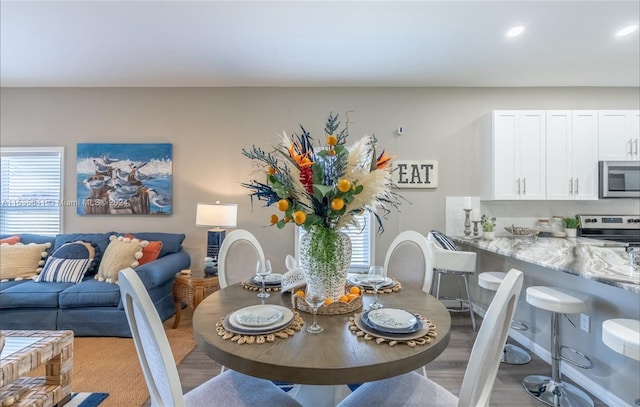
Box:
577;215;640;246
578;215;640;230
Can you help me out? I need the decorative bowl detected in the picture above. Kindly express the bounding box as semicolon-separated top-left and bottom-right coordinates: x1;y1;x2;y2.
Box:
504;225;540;237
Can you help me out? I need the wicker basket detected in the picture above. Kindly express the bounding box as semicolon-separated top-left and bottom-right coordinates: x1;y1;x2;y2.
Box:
292;292;363;315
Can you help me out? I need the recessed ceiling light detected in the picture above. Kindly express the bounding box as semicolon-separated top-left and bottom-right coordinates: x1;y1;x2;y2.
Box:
616;24;638;37
506;26;525;38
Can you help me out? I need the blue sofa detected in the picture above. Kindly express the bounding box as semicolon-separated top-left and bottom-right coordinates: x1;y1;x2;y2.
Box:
0;232;190;337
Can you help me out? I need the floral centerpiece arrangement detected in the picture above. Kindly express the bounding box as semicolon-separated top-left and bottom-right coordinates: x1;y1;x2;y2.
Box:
242;112;401;301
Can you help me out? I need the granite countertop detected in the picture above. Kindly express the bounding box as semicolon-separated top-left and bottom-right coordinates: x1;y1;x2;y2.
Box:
453;236;640;293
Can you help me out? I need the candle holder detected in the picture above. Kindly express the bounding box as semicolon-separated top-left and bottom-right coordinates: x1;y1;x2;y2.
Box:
463;209;472;237
472;221;481;238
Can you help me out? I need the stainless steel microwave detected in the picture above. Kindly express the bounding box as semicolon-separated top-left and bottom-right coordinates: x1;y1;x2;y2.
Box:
599;161;640;198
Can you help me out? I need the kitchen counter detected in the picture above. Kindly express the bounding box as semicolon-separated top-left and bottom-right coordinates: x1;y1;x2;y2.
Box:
452;236;639;293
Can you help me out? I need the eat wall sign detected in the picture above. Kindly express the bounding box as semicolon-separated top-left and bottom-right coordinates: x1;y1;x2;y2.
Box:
392;160;439;189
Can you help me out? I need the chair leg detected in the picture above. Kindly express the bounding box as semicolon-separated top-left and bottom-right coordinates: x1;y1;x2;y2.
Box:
463;273;476;331
457;274;464;310
436;271;442;300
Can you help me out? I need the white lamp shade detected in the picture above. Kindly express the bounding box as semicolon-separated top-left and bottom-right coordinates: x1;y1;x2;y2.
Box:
196;203;238;228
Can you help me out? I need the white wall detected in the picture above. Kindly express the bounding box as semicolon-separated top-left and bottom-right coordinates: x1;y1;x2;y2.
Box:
1;87;639;272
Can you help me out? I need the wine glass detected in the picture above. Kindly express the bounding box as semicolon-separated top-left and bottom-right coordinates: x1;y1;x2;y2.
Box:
305;285;325;333
368;265;386;310
255;259;272;299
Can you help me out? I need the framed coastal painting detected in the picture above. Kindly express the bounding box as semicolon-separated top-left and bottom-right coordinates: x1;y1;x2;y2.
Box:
76;143;173;215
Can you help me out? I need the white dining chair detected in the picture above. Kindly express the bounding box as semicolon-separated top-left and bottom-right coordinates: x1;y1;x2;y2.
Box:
427;231;478;330
337;268;524;407
118;267;302;407
383;230;434;294
218;229;265;289
383;230;435;378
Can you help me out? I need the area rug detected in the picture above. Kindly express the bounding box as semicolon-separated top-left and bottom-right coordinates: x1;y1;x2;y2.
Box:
30;309;196;407
64;392;109;407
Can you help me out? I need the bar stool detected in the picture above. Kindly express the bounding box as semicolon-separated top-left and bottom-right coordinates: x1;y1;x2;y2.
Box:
478;271;531;365
523;286;594;407
602;318;640;406
427;231;477;331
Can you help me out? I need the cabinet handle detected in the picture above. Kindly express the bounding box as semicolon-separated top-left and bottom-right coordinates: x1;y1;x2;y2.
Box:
517;178;521;194
569;178;573;195
630;139;634;155
635;139;639;155
523;178;526;195
575;178;579;195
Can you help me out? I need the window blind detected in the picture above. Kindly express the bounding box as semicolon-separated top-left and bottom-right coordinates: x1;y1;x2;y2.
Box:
1;147;64;236
295;212;374;273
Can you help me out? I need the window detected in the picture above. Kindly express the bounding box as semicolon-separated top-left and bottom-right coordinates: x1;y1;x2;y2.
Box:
295;212;374;273
1;147;64;235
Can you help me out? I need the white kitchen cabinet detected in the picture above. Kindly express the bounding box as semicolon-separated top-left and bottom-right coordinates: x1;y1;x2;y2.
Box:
598;110;640;161
546;111;598;200
490;110;546;200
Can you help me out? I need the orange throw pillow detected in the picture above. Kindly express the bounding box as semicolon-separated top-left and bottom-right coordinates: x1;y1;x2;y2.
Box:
0;235;21;245
125;234;162;265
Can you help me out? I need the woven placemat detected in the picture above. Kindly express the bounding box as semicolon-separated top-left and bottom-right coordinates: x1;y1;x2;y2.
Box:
359;279;402;295
215;312;303;345
241;279;282;292
348;313;437;347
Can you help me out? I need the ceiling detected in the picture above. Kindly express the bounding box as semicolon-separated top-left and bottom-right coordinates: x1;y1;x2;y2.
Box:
1;1;639;88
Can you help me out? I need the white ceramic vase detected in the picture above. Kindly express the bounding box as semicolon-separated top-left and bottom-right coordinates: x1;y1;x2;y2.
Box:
483;231;495;240
565;228;577;238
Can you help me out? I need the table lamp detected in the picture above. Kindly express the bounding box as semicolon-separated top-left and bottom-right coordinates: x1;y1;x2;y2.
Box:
196;202;238;264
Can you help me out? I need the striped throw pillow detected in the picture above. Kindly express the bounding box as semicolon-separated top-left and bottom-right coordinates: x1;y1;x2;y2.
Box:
36;241;95;283
429;230;458;251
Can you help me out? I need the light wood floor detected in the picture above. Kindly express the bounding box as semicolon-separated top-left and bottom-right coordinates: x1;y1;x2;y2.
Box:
172;314;606;407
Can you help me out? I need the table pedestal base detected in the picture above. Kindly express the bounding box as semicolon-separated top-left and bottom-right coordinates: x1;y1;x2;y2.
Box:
288;384;352;407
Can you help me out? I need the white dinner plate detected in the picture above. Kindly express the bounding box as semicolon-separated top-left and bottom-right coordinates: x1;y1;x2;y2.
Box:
367;308;417;330
234;305;283;327
348;275;394;288
227;305;294;332
252;273;283;285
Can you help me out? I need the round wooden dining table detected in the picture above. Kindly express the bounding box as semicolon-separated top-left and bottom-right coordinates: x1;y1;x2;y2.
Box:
192;283;451;406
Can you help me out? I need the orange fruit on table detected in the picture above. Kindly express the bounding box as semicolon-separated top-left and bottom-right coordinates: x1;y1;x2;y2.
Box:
339;294;350;303
294;290;305;298
324;298;334;306
331;198;345;211
347;293;358;302
349;286;360;295
277;199;289;211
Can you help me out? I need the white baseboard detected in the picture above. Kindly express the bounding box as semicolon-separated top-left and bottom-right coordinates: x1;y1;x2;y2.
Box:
473;306;631;407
